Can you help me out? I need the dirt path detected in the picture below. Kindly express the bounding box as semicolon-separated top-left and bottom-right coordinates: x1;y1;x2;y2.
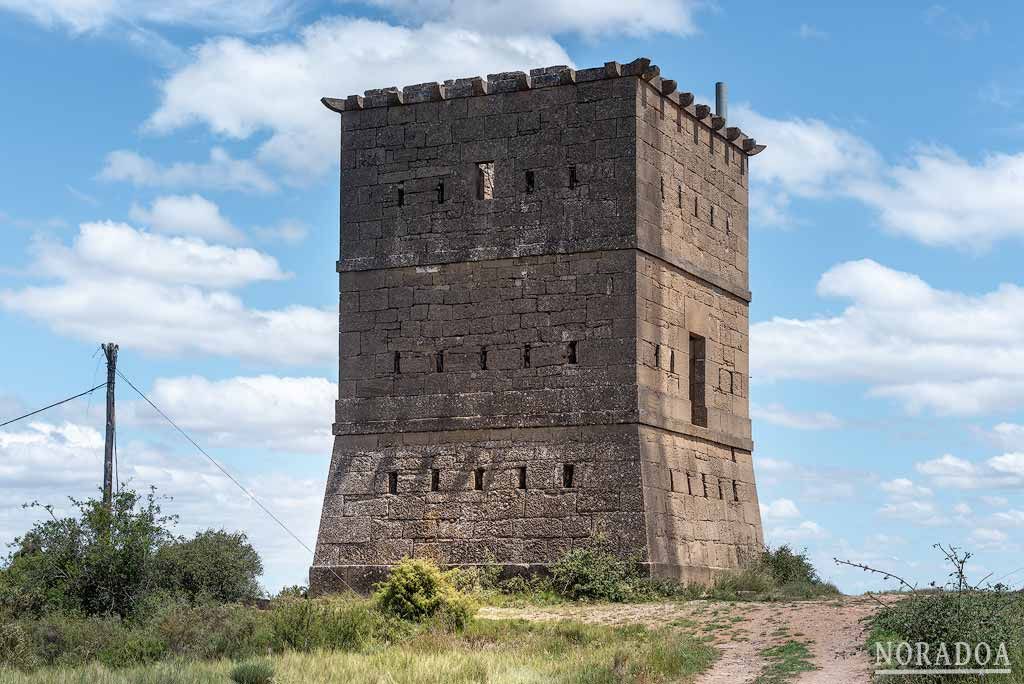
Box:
480;595;891;683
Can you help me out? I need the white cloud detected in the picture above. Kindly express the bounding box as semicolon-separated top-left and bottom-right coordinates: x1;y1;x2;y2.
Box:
953;502;973;516
100;148;277;194
969;527;1015;552
145;16;571;177
880;478;933;498
762;498;801;520
849;148;1024;249
353;0;702;37
0;0;296;34
1;278;334;364
983;495;1010;507
767;520;828;542
34;221;287;288
915;453;1024;490
988;423;1024;450
925;5;989;41
129;375;336;455
797;23;829;40
255;220;309;245
0;420;324;591
878;499;948;526
751;403;842;430
129;194;244;243
0;223;333;365
992;510;1024;527
752;259;1024;415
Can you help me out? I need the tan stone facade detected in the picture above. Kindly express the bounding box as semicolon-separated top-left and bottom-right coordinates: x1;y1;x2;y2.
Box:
312;58;764;593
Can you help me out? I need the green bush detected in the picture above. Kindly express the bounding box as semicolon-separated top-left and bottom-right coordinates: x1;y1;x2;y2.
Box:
374;558;475;628
230;660;275;684
0;488;264;620
154;530;263;604
710;545;839;601
0;622;39;671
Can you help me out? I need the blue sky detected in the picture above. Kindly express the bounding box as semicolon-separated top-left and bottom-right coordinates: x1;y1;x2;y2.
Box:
1;0;1022;593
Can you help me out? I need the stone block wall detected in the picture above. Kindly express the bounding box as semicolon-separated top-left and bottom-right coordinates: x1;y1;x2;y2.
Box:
313;58;765;593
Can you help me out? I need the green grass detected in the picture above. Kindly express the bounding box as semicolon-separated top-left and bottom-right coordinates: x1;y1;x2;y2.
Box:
0;618;717;684
752;640;816;684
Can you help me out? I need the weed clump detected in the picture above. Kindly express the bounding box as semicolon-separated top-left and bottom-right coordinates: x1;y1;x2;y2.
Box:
230;660;274;684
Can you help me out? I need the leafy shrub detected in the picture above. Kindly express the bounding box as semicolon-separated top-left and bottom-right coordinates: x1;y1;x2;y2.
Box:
154;530;263;604
374;558;475;628
0;488;266;621
711;545;839;600
2;488;177;617
230;660;275;684
0;622;39;670
760;545;821;585
549;548;652;602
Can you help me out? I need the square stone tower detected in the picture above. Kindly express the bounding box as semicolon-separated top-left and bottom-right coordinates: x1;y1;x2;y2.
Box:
312;58;765;593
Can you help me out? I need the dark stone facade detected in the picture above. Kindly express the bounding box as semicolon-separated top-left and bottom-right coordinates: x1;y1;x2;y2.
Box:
311;59;764;594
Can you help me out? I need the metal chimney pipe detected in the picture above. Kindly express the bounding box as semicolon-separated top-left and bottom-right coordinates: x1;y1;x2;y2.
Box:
715;82;727;121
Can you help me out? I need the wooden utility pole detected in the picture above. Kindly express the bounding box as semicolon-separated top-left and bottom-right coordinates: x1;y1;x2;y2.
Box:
101;343;118;507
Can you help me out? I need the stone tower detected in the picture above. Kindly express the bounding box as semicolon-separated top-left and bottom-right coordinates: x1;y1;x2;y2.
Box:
311;58;765;593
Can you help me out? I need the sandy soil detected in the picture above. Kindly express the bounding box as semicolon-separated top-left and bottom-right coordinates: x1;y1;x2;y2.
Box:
480;595;896;683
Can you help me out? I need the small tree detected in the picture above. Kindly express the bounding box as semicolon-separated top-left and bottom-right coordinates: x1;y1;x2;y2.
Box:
1;487;176;617
155;530;263;603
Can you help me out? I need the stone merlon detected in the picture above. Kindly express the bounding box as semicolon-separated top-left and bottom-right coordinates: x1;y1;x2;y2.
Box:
320;57;767;156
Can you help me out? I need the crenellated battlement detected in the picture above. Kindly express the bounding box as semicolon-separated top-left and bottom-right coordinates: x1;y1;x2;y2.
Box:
321;57;766;156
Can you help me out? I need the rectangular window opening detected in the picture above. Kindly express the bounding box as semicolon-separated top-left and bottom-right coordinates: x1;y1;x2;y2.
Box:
669;349;676;374
693;195;698;218
669;470;676;492
660;176;665;200
732;480;740;502
480;346;488;370
435;350;444;373
569;165;578;189
726;216;731;235
523;343;531;368
701;473;708;498
431;468;440;492
710;205;715;227
394;351;401;375
690;334;707;427
677;185;682;209
436;180;445;204
397;183;405;207
567;340;578;365
731;447;737;463
476;162;495;200
474;468;485;491
654;343;661;368
525;169;535;193
562;463;575;488
718;479;724;500
388;471;398;495
518;466;527;490
686;472;693;496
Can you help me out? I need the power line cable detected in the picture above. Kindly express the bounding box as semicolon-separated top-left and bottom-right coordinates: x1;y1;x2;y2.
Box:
0;384;107;430
116;369;350;592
